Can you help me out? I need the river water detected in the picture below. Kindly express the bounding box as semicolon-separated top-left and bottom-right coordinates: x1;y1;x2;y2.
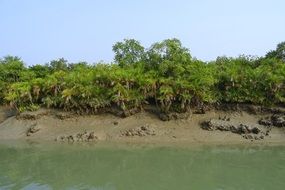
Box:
0;142;284;190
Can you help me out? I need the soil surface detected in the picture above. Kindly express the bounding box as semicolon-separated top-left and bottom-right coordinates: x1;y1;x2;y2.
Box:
0;105;285;145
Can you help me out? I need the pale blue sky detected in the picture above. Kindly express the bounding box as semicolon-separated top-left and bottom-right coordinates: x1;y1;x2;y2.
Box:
0;0;284;65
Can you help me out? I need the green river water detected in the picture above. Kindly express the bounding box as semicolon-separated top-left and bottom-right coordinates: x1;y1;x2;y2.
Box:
0;142;284;190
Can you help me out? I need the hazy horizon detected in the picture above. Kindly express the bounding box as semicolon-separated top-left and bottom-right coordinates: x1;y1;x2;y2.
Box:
1;0;284;65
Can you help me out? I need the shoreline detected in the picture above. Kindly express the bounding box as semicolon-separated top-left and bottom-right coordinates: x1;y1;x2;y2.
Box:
0;105;285;146
1;139;285;152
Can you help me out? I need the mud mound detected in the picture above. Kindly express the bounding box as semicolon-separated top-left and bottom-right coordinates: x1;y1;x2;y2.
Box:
202;119;260;134
201;117;268;140
259;114;285;128
26;123;41;136
55;131;98;142
121;124;156;137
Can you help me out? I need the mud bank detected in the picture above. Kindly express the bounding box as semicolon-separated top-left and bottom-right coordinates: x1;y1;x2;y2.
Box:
0;105;285;145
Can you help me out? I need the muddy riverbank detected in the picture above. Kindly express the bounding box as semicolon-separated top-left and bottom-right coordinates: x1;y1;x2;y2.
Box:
0;105;285;145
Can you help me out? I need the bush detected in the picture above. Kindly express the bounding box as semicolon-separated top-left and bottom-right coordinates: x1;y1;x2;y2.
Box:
1;39;284;114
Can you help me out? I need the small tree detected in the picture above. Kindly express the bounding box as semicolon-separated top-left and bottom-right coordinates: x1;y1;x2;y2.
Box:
29;64;51;78
49;58;68;72
112;39;145;68
0;56;25;83
146;38;191;77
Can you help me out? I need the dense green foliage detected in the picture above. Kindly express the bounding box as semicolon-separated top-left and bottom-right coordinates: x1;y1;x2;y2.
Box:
1;39;284;114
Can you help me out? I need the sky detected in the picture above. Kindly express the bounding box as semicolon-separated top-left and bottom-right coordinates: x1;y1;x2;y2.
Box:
0;0;285;65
